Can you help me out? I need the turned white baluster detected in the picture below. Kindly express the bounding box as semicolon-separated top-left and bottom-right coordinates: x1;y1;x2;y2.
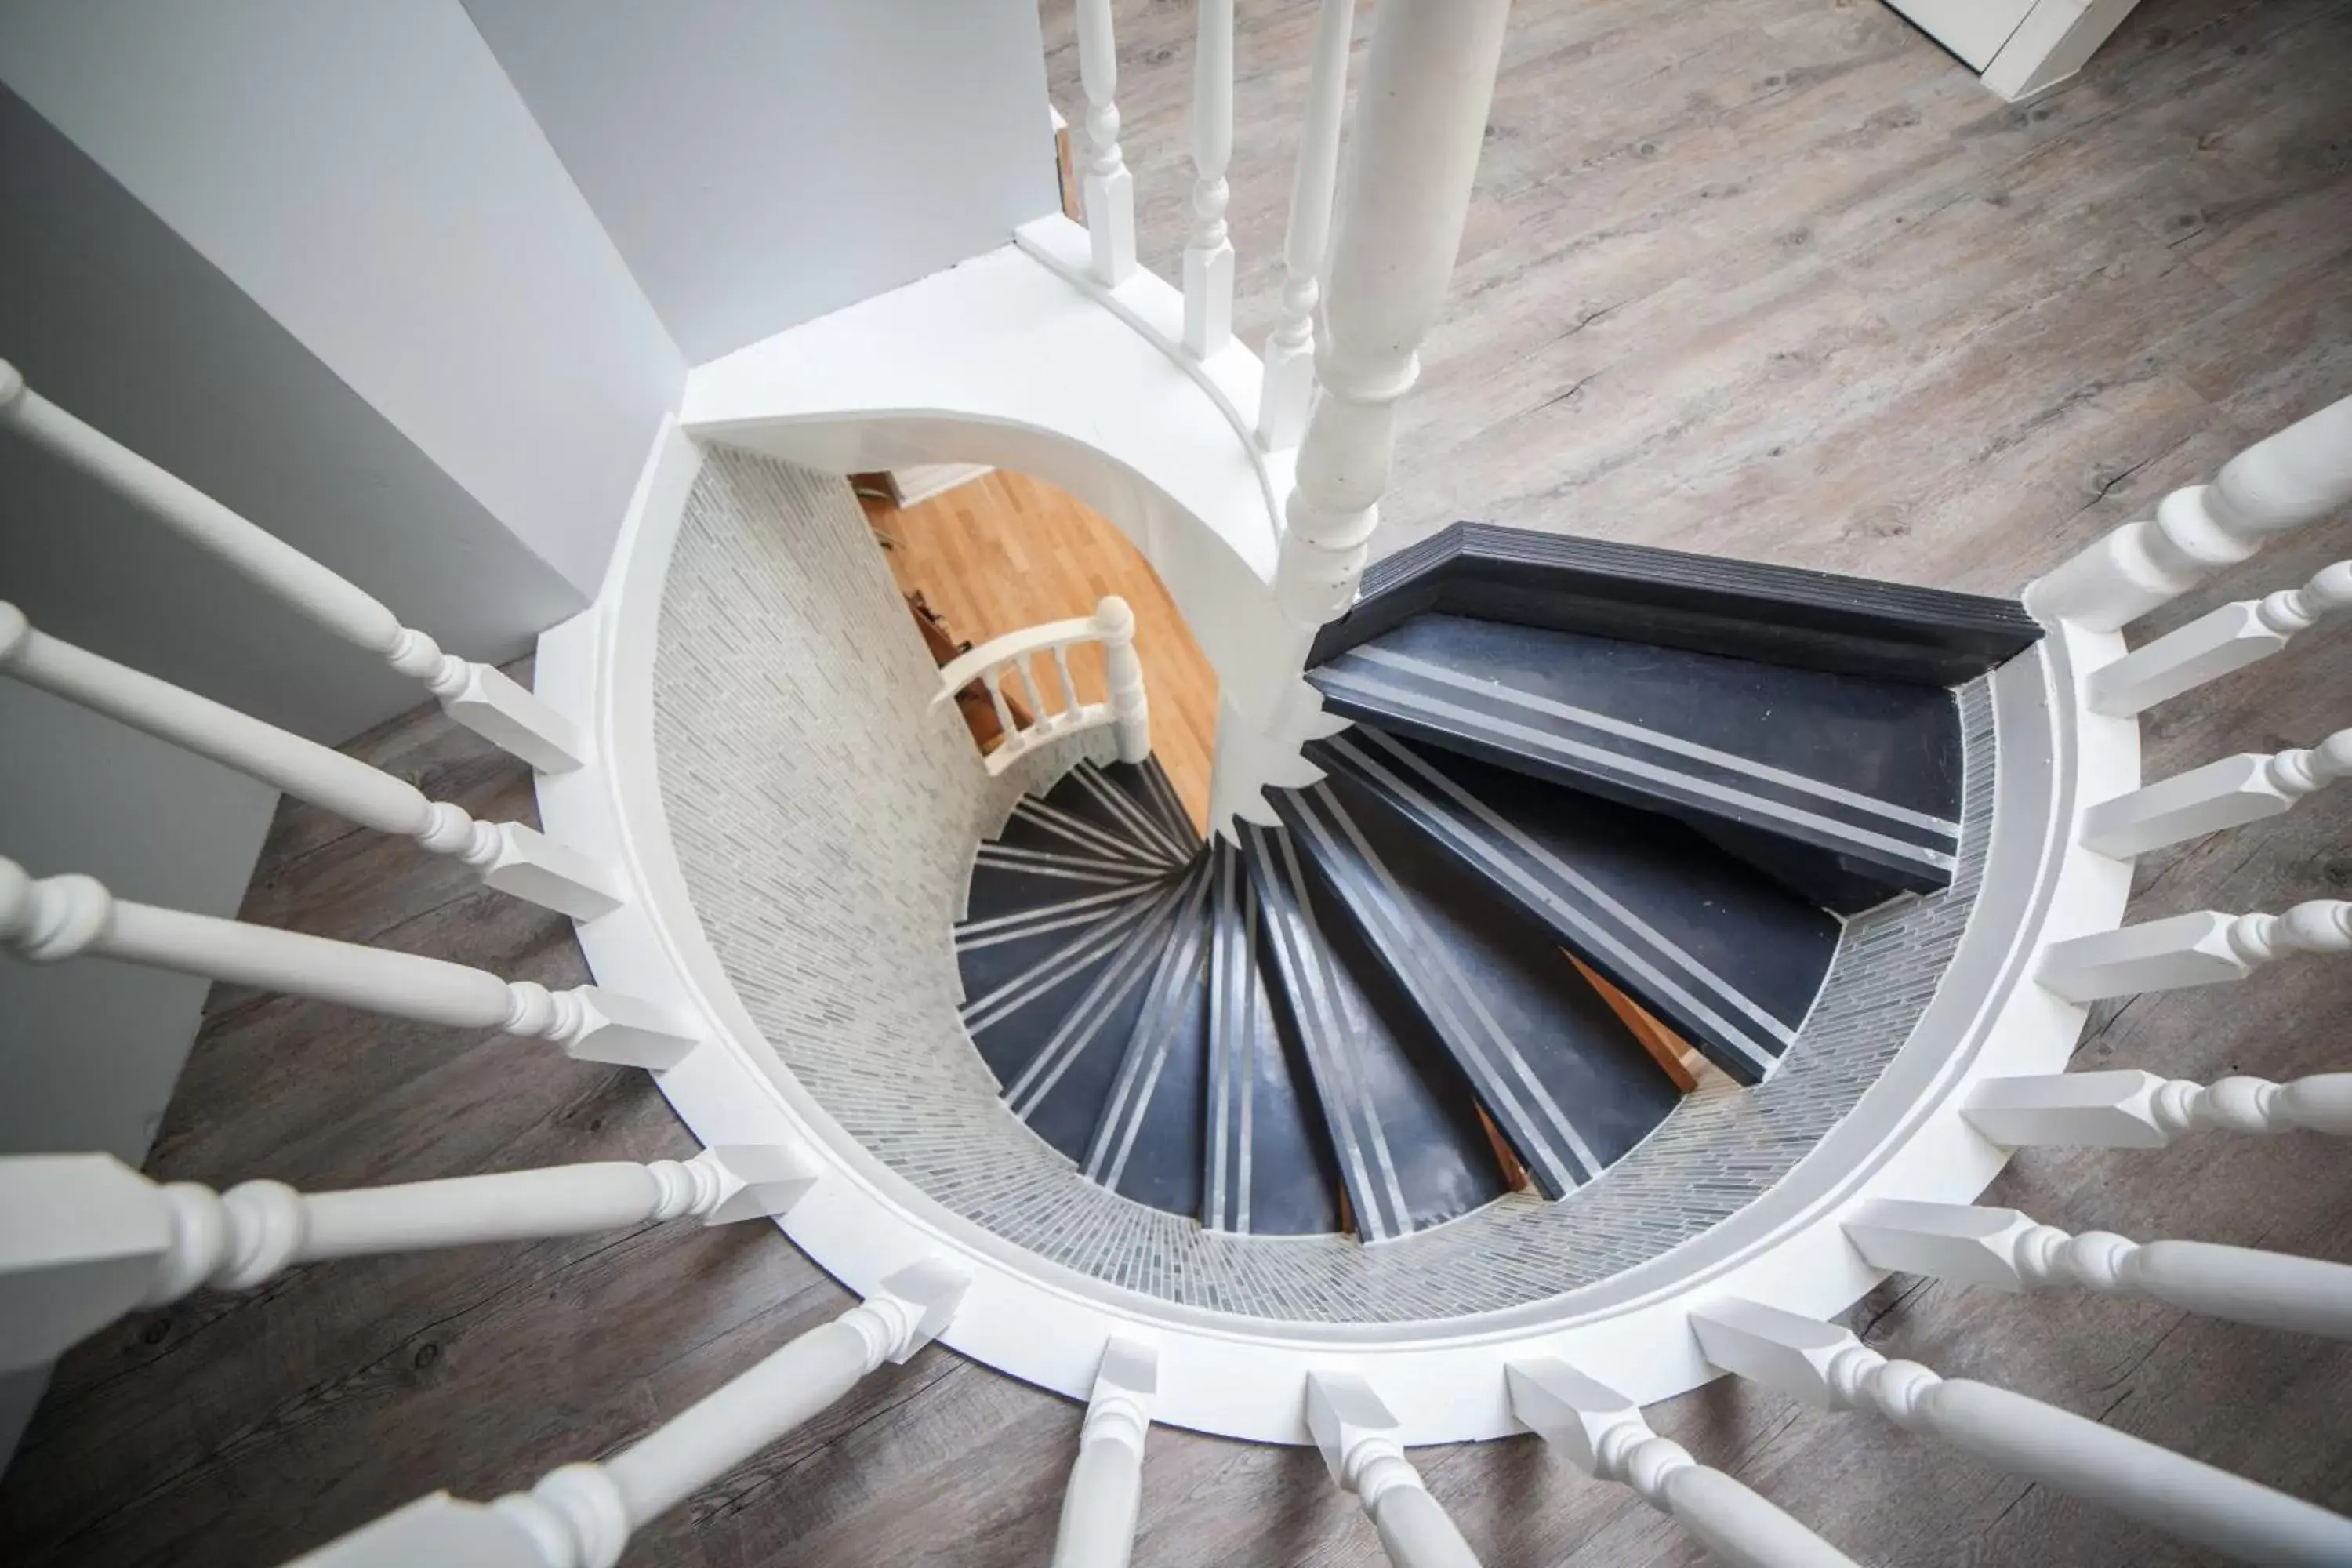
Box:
1051;1336;1156;1568
1693;1296;2352;1565
1097;595;1150;764
287;1261;970;1567
1846;1200;2352;1340
1305;1370;1483;1568
2037;898;2352;1002
2028;394;2352;632
2088;561;2352;717
1052;644;1081;718
0;1148;812;1370
1074;0;1135;286
0;858;694;1068
1272;0;1513;632
1508;1359;1859;1568
0;604;620;919
2082;728;2352;858
1181;0;1236;358
1966;1068;2352;1148
1257;0;1357;452
0;361;586;772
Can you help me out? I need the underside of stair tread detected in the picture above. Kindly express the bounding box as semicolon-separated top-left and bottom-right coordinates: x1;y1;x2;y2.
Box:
1270;772;1682;1195
1306;726;1835;1083
1309;612;1962;905
1239;822;1508;1242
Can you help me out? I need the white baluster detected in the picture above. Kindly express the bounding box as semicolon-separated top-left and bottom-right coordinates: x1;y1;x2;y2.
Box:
1051;1335;1157;1568
2037;899;2352;1002
1052;644;1081;719
0;604;621;919
2028;394;2352;632
1015;659;1051;733
1273;0;1513;630
1845;1200;2352;1340
1965;1069;2352;1148
2088;561;2352;717
1305;1370;1483;1568
1074;0;1136;286
1692;1296;2352;1565
0;1148;813;1370
0;362;588;773
0;858;694;1069
2082;728;2352;858
1181;0;1236;358
285;1261;970;1567
987;668;1018;739
1257;0;1357;452
1508;1359;1859;1568
1097;596;1151;765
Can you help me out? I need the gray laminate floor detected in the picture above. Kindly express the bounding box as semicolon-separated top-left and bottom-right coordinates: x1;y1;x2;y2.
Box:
5;1;2349;1563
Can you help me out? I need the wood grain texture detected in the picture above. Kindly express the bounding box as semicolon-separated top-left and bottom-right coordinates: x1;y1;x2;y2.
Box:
4;1;2350;1563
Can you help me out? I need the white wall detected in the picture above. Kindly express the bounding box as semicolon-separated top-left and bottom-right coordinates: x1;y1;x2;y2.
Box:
0;0;688;599
463;0;1062;365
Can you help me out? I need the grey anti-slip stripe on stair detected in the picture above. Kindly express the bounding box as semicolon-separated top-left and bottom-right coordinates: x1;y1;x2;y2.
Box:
1315;660;1956;872
1336;729;1788;1074
960;888;1164;1033
1139;760;1201;851
1204;847;1252;1232
1072;760;1192;865
955;881;1161;951
1085;866;1214;1187
974;840;1167;884
1006;880;1192;1116
1012;794;1174;867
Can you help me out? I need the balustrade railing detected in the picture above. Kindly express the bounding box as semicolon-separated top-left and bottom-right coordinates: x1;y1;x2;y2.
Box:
2038;898;2352;1003
1051;1336;1157;1568
1181;0;1236;359
1966;1068;2352;1147
0;858;694;1068
2082;727;2352;858
935;595;1149;773
1257;0;1356;452
1306;1370;1483;1568
1073;0;1135;287
0;1148;812;1370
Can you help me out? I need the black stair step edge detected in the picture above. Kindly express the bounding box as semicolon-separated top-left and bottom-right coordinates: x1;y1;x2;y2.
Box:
1000;871;1201;1163
1098;756;1203;859
995;789;1180;871
1202;839;1342;1236
1305;727;1839;1083
1308;521;2040;688
1269;775;1682;1197
1237;822;1508;1243
1058;759;1198;867
1308;663;1952;903
966;843;1171;924
955;877;1171;1010
1082;860;1218;1216
959;880;1169;1038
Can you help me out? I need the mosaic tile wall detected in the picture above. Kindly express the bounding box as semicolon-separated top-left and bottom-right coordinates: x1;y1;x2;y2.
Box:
655;446;1999;1324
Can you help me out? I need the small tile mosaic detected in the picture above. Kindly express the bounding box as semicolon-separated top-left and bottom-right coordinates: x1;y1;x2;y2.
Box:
655;447;1998;1324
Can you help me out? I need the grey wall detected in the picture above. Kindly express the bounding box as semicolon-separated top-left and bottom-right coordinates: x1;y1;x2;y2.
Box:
463;0;1062;365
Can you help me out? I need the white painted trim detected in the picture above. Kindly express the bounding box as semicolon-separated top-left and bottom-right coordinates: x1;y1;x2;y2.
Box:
1982;0;2141;101
887;463;993;508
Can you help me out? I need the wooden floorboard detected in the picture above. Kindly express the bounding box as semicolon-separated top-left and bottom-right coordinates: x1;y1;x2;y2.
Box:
5;1;2350;1563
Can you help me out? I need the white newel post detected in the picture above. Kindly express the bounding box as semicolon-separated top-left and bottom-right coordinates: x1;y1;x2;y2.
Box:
0;604;620;919
1845;1200;2352;1340
2082;728;2352;858
1098;596;1151;764
1075;0;1136;286
1181;0;1236;358
2037;899;2352;1002
1508;1359;1859;1568
1271;0;1513;635
2027;394;2352;632
2087;561;2352;717
0;858;695;1068
286;1261;970;1568
1051;1336;1157;1568
1966;1069;2352;1148
1693;1297;2352;1565
0;1149;813;1370
1305;1370;1484;1568
1257;0;1357;452
0;361;586;772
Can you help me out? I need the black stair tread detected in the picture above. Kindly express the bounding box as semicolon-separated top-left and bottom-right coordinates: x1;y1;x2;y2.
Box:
1054;759;1197;867
994;788;1178;872
1307;727;1837;1083
956;876;1171;1011
958;885;1171;1087
1240;822;1507;1242
1096;756;1203;859
1203;840;1341;1236
1270;773;1682;1196
1083;861;1216;1215
967;841;1170;924
1309;612;1960;899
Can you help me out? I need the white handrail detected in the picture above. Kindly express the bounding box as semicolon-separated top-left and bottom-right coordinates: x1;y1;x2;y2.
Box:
2038;899;2352;1002
1966;1069;2352;1147
2088;560;2352;717
1181;0;1236;358
1074;0;1136;286
2027;393;2352;632
0;858;693;1069
2082;728;2352;858
1257;0;1357;452
285;1261;970;1567
935;596;1149;771
0;361;588;773
1051;1336;1156;1568
1306;1370;1484;1568
0;604;621;919
0;1149;813;1370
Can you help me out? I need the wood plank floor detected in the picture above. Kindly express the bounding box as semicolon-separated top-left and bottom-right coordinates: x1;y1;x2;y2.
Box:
5;2;2350;1563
